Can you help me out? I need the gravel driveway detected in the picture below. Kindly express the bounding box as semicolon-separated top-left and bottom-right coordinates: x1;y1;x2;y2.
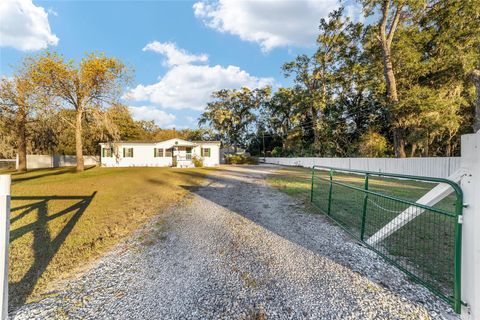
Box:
11;165;457;319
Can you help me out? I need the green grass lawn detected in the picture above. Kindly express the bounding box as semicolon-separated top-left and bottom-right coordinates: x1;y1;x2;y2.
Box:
6;166;214;309
267;166;460;304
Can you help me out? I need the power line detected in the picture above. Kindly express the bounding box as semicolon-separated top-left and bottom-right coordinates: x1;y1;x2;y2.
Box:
259;122;317;138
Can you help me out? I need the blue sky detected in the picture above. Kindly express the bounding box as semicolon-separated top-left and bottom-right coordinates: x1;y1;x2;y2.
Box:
0;0;360;129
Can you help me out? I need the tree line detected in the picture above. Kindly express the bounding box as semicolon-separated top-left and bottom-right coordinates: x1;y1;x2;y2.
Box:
0;51;215;172
200;1;480;158
2;0;479;173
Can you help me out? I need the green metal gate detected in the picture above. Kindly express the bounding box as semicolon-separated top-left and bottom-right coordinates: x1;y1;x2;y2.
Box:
310;166;463;313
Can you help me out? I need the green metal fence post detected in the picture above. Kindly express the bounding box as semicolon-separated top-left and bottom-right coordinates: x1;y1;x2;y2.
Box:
310;166;315;203
327;169;333;216
360;173;369;241
453;193;463;313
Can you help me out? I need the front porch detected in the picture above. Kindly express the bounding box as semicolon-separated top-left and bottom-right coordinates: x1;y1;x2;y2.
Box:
170;145;194;168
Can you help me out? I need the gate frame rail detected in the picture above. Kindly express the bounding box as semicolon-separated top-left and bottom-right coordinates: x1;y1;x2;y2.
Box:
310;165;464;313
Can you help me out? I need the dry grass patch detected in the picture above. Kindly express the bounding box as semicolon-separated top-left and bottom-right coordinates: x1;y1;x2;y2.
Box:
8;166;214;310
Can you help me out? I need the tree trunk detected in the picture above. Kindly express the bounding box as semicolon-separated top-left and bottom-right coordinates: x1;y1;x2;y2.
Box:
75;108;84;172
282;123;289;151
16;107;27;172
310;105;321;155
471;69;480;132
379;1;404;157
446;142;452;157
393;129;406;158
381;46;405;158
410;143;417;157
382;49;398;102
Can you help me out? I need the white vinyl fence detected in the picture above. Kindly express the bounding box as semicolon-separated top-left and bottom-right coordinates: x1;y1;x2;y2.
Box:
0;160;16;170
20;155;100;170
264;157;461;179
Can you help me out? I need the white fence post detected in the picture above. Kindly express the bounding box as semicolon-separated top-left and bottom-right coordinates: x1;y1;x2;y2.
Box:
461;132;480;320
0;175;10;320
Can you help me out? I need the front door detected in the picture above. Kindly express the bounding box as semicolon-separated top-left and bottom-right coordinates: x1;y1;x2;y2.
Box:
172;155;177;167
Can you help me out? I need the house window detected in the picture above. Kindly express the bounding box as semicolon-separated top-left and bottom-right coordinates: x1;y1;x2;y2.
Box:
201;148;211;157
102;147;113;157
154;148;163;157
165;148;173;157
186;147;192;160
123;147;134;158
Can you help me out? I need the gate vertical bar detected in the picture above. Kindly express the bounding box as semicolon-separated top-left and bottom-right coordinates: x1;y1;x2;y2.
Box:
360;173;369;240
454;192;463;314
0;175;11;320
327;169;333;216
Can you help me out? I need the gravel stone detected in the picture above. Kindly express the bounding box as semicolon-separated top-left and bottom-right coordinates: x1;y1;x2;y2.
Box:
10;165;459;319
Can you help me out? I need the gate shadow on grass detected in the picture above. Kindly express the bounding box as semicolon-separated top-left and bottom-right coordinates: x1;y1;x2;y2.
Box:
9;192;96;311
12;166;96;183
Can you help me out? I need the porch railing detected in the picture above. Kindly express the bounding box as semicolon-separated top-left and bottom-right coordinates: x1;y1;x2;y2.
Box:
177;154;192;161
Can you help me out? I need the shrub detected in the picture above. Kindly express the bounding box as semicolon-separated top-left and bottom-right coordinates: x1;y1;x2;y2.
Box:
358;131;388;157
271;146;282;157
225;154;259;164
192;156;203;167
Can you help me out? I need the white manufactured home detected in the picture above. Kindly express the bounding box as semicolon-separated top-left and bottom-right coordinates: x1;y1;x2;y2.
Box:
99;138;221;168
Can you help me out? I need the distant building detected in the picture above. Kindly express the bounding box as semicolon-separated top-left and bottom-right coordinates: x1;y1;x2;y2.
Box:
99;138;220;168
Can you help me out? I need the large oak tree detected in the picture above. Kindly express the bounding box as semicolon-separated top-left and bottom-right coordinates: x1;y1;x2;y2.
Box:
32;51;130;171
199;87;271;152
0;56;51;171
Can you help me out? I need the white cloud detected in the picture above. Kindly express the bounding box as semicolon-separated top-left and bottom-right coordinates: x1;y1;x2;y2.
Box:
0;0;59;51
143;41;208;66
47;8;58;16
193;0;343;52
128;106;176;127
125;62;273;110
166;124;189;130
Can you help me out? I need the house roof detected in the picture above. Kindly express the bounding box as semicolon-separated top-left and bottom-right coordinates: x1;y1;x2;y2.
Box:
99;141;156;144
193;140;221;144
99;138;220;145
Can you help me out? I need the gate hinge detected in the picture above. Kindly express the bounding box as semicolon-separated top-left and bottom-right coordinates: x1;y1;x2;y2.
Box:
458;215;464;224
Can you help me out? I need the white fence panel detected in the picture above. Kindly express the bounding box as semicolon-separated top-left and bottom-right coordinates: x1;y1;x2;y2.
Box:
26;155;54;169
23;155;100;169
350;158;370;171
264;157;461;178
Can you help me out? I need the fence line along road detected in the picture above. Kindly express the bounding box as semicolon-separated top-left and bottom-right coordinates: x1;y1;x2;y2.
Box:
264;157;460;179
0;160;16;170
20;155;100;170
